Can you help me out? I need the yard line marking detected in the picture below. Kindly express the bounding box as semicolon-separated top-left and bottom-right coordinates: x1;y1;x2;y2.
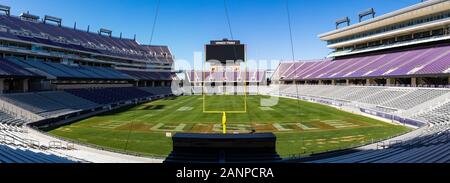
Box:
259;107;274;111
296;123;318;130
151;123;187;132
273;123;292;131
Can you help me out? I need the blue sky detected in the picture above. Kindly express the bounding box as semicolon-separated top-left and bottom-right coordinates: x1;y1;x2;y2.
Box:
3;0;419;70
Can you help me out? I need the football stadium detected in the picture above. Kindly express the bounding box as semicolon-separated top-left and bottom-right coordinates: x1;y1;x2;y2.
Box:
0;0;450;164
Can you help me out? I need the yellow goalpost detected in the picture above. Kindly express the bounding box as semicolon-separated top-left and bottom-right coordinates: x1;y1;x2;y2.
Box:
202;57;248;134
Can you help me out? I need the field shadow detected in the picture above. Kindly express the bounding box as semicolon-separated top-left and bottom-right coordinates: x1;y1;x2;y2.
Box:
97;105;136;116
162;96;180;100
142;105;166;110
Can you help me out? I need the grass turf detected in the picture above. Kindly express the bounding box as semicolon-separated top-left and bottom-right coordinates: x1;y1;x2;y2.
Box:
49;95;411;158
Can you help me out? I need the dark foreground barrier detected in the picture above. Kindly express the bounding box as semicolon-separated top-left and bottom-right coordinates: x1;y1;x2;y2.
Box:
164;133;282;163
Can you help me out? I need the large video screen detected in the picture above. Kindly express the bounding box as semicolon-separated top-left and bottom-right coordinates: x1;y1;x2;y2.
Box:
205;44;245;63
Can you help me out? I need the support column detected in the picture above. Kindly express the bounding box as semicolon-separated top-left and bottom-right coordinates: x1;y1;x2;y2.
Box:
23;79;29;92
331;80;336;85
0;79;4;94
318;80;323;85
152;81;155;87
386;78;395;86
411;77;417;87
346;79;350;85
366;78;377;85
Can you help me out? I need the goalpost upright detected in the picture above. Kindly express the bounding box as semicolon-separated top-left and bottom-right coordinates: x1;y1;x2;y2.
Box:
202;39;248;133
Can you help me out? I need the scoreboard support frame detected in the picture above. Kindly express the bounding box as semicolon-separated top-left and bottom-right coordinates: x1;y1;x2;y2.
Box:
202;42;248;114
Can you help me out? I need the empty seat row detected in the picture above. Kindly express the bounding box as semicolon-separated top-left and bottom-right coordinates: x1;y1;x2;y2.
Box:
309;124;450;163
273;85;449;113
272;44;450;80
0;143;75;163
414;102;450;125
0;111;26;128
6;58;133;80
0;91;101;118
65;87;154;104
139;87;173;96
0;15;172;61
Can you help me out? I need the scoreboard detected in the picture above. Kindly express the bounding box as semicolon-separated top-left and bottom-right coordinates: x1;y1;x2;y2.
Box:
205;39;246;64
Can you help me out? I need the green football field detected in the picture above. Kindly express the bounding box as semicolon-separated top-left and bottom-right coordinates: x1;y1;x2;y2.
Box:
49;95;411;158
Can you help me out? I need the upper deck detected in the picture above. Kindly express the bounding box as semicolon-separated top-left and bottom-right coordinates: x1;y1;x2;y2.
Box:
320;0;450;49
